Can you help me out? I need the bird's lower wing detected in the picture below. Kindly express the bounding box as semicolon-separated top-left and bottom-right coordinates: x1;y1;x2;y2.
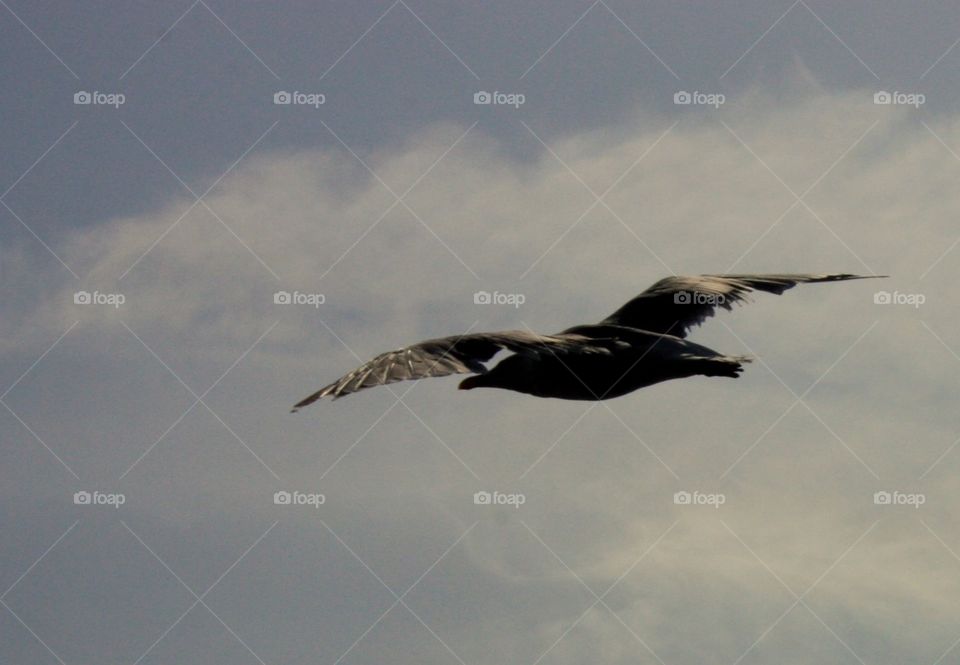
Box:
291;330;606;410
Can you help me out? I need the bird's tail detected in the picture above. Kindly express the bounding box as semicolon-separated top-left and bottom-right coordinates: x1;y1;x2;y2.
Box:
696;354;753;378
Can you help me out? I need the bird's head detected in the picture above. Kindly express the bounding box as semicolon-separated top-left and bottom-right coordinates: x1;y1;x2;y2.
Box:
458;375;486;390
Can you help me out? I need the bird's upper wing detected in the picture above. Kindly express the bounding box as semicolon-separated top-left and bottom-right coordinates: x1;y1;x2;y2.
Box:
601;273;883;337
292;330;609;409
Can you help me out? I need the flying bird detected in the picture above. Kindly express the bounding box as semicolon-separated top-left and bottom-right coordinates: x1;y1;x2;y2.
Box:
292;273;883;411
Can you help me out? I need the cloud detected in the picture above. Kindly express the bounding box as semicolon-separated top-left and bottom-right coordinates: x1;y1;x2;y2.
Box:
5;87;960;664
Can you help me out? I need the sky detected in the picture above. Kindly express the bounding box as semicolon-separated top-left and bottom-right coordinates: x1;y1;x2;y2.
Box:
3;2;960;664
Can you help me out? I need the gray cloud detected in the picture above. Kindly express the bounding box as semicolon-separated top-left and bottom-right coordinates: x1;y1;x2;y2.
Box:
4;81;960;665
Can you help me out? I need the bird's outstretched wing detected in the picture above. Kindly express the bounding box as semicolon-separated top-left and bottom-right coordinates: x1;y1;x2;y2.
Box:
601;273;884;337
292;330;607;409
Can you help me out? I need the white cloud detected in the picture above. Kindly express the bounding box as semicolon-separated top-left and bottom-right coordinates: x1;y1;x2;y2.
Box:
5;87;960;664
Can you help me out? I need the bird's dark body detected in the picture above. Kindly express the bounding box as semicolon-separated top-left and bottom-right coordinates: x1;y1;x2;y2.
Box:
292;273;884;410
460;325;746;400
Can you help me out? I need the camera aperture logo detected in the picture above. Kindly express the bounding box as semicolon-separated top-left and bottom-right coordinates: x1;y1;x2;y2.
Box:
74;290;125;308
473;91;525;109
74;490;125;508
873;91;925;108
474;490;525;509
873;290;924;308
273;91;326;108
673;291;725;306
274;290;325;307
74;91;126;108
473;290;525;308
274;490;325;508
673;90;725;108
874;490;925;508
673;490;725;508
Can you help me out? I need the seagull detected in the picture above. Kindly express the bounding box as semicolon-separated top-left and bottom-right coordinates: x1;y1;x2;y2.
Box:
292;273;884;411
